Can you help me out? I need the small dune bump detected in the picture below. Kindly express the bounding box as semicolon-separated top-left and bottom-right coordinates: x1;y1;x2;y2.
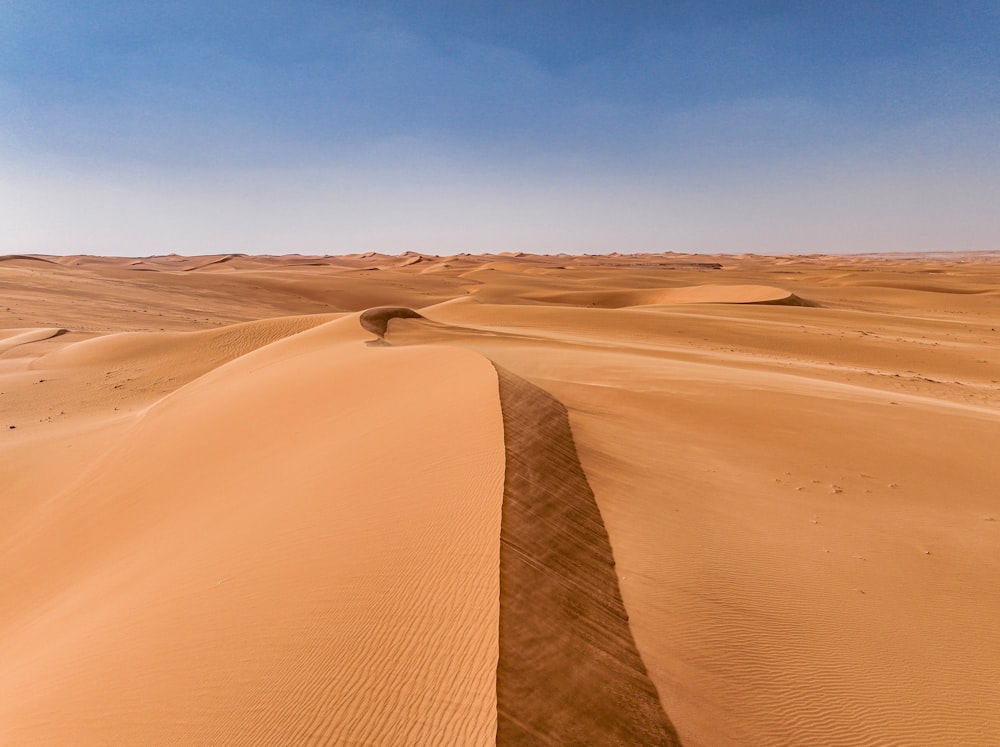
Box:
358;306;425;338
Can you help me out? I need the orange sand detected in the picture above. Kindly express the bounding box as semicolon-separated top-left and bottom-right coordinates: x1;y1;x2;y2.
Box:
2;250;999;745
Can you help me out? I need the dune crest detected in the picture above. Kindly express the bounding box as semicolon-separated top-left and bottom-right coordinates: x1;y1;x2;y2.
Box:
0;327;68;355
527;283;812;308
359;306;425;338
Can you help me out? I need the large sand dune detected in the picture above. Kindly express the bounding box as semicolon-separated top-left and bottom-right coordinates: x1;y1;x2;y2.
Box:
2;251;999;745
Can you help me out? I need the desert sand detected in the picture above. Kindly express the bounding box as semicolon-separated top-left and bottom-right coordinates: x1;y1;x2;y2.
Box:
2;250;999;745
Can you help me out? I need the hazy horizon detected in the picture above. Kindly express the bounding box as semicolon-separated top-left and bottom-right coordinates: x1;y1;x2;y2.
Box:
2;2;998;256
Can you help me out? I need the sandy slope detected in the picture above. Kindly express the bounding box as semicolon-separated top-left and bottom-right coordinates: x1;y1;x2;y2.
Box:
2;315;505;744
2;250;1000;745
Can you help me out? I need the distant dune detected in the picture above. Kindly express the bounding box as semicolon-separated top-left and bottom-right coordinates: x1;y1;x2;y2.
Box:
2;251;1000;745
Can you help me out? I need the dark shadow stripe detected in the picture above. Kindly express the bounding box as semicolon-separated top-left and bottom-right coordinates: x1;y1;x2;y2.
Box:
494;365;681;746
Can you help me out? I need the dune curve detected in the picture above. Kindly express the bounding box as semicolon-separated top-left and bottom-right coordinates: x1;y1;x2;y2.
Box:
359;306;426;338
0;327;68;355
527;284;812;308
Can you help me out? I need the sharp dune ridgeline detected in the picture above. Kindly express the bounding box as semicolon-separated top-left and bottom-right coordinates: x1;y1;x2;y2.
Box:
2;251;1000;745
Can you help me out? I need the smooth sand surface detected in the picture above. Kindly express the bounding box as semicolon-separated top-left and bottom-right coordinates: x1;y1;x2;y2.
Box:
2;250;1000;745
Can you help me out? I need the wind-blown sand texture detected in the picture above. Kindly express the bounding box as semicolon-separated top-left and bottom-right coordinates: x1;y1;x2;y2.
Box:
2;250;999;745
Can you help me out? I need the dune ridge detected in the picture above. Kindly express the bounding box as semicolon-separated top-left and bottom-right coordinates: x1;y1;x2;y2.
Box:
361;311;681;742
0;327;68;355
525;283;812;308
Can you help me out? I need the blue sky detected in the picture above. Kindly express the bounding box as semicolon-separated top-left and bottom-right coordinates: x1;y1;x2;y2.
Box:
1;1;997;254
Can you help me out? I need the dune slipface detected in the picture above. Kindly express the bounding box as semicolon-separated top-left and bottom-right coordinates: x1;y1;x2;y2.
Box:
493;366;680;746
359;306;425;338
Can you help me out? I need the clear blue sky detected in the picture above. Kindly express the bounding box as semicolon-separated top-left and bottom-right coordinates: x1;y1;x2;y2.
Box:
2;1;997;254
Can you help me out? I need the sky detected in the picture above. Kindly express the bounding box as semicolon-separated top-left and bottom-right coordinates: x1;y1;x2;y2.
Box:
1;1;998;255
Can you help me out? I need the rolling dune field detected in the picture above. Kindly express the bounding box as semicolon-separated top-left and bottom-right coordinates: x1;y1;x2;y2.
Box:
2;251;999;745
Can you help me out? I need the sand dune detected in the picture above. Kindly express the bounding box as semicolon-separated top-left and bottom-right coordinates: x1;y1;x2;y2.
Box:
0;327;68;356
2;251;1000;745
525;283;811;308
359;306;426;338
1;315;506;744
